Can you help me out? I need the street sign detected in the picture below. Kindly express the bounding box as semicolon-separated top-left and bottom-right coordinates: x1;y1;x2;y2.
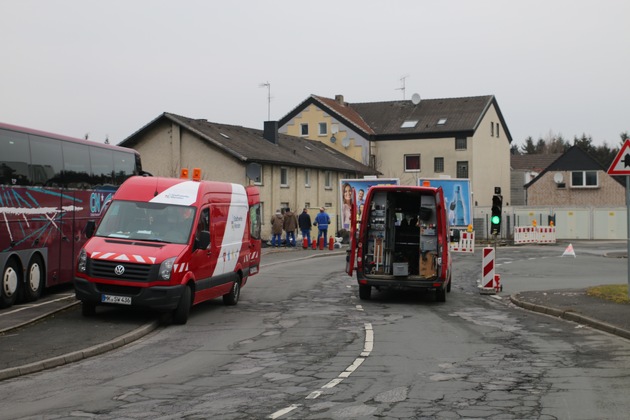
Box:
607;139;630;175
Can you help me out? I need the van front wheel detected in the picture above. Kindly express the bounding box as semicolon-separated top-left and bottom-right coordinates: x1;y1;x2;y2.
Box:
173;286;192;325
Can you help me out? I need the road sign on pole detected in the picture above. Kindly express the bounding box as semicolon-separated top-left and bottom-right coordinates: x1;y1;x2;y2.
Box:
607;139;630;176
609;139;630;299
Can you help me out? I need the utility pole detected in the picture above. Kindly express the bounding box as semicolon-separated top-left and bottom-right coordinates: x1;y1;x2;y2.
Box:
259;82;271;120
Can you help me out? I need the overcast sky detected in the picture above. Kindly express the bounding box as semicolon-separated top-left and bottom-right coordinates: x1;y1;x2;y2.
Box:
2;0;628;149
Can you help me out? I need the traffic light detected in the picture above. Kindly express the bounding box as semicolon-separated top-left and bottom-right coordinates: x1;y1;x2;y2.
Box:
491;194;502;235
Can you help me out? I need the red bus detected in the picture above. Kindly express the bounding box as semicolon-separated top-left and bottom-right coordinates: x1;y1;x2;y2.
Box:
0;122;145;308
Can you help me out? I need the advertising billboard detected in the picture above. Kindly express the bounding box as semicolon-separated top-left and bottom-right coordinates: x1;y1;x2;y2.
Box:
418;178;472;227
340;178;399;230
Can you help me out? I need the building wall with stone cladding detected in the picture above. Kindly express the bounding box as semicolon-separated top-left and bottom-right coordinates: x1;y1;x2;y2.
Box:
527;170;625;206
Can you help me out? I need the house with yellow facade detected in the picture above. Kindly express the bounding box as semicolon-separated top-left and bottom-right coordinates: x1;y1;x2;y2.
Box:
279;94;513;207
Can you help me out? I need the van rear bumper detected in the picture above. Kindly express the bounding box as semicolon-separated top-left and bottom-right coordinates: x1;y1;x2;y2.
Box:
74;277;185;311
357;275;446;291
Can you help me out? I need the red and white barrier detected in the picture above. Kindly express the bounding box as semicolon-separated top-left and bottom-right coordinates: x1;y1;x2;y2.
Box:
536;226;556;244
479;246;497;294
450;231;475;253
513;226;537;244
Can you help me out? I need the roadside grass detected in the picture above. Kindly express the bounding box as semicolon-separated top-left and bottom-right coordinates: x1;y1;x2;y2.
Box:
586;284;630;304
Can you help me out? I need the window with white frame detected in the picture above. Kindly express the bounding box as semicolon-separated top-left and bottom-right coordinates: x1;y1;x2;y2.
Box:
324;170;332;188
318;122;327;136
455;137;467;150
491;122;494;137
434;157;444;173
571;171;598;188
497;123;500;138
405;154;420;172
300;123;308;136
304;168;310;187
280;167;288;187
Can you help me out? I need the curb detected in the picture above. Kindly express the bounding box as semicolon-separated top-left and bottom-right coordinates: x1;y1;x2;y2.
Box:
509;294;630;341
0;320;160;381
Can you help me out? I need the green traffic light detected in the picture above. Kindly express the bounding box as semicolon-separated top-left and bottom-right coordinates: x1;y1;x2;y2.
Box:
491;215;501;224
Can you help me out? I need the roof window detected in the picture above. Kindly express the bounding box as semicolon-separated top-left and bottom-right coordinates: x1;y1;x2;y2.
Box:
437;118;447;125
220;133;230;139
401;120;418;128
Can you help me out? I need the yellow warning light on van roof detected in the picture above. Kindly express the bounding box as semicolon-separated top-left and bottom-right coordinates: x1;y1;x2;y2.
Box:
192;168;202;181
180;168;189;179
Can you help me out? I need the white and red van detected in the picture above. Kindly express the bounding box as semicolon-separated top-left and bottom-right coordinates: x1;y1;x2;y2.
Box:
74;171;261;324
346;185;452;302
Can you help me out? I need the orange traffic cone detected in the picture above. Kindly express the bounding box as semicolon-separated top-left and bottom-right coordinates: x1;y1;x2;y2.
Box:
303;237;308;249
319;237;324;250
328;236;334;250
312;239;317;250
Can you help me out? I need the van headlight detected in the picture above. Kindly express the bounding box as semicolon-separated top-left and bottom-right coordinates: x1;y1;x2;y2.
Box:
159;257;176;280
78;249;87;272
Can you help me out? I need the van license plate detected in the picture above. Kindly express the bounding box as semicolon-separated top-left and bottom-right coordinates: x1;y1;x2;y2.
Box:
101;294;132;305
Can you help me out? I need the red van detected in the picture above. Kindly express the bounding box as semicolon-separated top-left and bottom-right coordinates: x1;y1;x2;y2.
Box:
346;185;452;302
74;173;261;324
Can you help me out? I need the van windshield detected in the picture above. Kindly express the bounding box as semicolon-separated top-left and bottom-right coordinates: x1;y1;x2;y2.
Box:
95;200;196;244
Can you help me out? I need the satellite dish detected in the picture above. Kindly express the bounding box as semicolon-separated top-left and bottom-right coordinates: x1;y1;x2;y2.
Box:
411;93;421;105
553;172;564;184
342;137;350;148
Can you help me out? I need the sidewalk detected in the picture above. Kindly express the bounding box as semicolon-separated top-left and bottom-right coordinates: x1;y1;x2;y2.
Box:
510;289;630;340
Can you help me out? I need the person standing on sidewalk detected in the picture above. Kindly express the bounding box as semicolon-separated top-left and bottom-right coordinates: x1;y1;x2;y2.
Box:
313;206;331;244
270;209;284;247
283;207;298;247
298;208;312;247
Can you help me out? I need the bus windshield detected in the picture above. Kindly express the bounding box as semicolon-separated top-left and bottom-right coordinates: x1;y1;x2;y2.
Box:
96;201;196;244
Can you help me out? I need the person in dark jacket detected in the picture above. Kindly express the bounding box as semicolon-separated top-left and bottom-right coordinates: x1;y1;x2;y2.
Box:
270;209;284;247
298;208;312;247
313;206;331;243
283;207;298;247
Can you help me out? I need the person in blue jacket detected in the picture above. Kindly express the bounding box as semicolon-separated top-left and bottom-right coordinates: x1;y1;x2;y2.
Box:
313;206;331;243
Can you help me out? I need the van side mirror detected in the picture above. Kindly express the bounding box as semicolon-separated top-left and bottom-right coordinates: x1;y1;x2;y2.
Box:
85;220;96;238
195;230;211;250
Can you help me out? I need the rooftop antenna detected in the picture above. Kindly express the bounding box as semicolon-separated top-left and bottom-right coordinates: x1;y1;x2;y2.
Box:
259;81;271;120
395;75;409;100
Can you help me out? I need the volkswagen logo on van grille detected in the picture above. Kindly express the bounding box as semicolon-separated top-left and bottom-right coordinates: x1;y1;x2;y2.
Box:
114;265;125;276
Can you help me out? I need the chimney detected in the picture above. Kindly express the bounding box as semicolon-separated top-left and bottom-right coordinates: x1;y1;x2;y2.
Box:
263;121;278;144
335;95;345;106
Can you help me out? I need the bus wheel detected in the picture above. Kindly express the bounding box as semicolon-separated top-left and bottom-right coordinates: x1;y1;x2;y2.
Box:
359;285;371;300
173;286;192;325
24;254;45;302
223;280;240;306
1;259;21;309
